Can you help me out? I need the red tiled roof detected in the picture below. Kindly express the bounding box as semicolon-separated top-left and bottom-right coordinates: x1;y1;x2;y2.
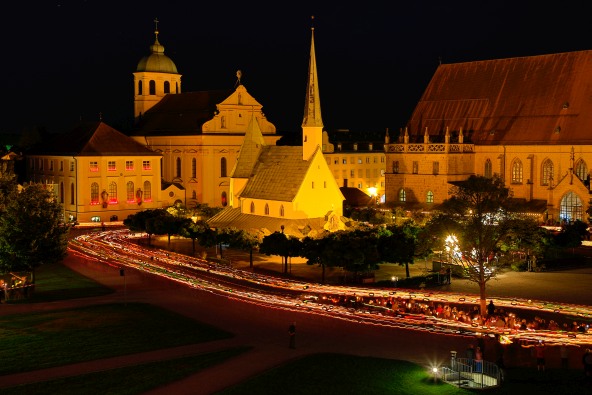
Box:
406;50;592;145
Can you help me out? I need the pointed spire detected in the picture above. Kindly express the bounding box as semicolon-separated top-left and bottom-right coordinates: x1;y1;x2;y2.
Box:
404;127;409;144
445;126;450;144
424;127;430;144
302;16;323;128
459;127;464;144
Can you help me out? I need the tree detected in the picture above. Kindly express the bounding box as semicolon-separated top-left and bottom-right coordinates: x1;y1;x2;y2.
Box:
226;229;259;268
124;209;169;246
151;213;191;246
425;175;545;315
0;180;69;278
259;232;302;274
377;224;417;278
180;220;211;255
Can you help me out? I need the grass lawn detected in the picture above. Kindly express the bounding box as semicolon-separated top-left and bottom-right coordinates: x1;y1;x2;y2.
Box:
2;348;250;395
218;353;592;395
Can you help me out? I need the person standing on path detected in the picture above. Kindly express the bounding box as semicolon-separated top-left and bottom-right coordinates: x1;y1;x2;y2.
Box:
288;322;296;349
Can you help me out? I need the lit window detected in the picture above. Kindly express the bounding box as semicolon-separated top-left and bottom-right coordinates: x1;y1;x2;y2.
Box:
399;189;406;202
511;159;523;183
90;161;99;172
108;181;117;203
108;161;116;171
342;159;347;164
127;181;135;202
427;191;434;203
484;159;493;178
143;181;152;201
541;159;554;186
90;183;99;205
560;191;583;222
575;160;588;183
126;161;134;171
143;160;151;170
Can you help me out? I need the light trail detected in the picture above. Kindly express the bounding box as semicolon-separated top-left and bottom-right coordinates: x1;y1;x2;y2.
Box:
68;229;592;347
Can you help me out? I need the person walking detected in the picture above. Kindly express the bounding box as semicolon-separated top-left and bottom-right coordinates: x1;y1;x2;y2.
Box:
288;322;296;349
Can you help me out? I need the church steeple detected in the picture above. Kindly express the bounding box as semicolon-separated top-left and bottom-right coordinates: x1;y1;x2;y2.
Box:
302;17;323;161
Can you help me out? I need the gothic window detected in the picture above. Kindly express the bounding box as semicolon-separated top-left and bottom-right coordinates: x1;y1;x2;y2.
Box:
221;157;227;177
143;181;152;201
221;191;227;207
149;80;156;95
191;158;196;178
250;202;255;213
399;189;406;202
575;160;588;183
427;191;434;203
541;159;554;186
127;181;134;202
108;181;117;202
164;81;170;94
91;182;99;204
484;159;493;178
138;80;142;95
511;159;523;183
392;161;399;173
560;191;583;222
176;157;181;178
265;204;270;215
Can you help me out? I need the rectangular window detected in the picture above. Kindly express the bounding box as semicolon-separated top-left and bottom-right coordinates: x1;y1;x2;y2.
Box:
358;169;363;178
357;158;362;164
126;160;134;170
342;159;347;164
70;161;75;171
334;159;339;164
49;161;54;171
433;161;439;175
381;157;385;163
90;161;99;172
108;161;116;171
412;161;419;174
357;183;362;188
350;169;355;178
143;160;151;170
59;161;63;171
39;159;43;170
365;169;370;178
374;157;378;163
366;157;370;164
380;169;385;176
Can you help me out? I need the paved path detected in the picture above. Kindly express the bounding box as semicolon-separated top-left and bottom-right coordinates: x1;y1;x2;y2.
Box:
2;236;592;394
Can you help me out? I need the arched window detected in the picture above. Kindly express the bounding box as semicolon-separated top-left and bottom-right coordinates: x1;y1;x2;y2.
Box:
175;82;179;94
149;80;156;95
191;158;196;178
127;181;134;202
250;201;255;213
143;181;152;201
398;189;406;202
265;203;270;215
164;81;170;94
560;191;583;222
108;181;117;202
176;157;181;178
426;191;434;203
221;191;227;207
60;182;64;204
280;205;285;217
91;182;99;204
511;159;523;183
575;160;588;183
71;183;75;204
138;80;142;95
484;159;492;178
220;157;227;177
192;190;197;199
541;159;554;186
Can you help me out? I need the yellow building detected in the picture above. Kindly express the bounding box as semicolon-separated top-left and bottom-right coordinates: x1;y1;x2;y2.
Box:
25;122;166;223
208;27;345;238
129;25;280;209
322;130;387;203
386;50;592;223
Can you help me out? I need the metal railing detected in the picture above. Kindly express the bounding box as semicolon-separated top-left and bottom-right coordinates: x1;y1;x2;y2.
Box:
441;357;501;389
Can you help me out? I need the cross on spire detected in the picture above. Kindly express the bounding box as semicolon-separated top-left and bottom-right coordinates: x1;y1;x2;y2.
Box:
154;18;159;38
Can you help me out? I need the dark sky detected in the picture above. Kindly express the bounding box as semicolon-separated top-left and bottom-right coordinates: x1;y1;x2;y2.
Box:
4;1;592;137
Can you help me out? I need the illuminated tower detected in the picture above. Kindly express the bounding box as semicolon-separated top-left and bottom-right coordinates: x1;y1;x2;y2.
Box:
302;20;323;161
133;19;182;122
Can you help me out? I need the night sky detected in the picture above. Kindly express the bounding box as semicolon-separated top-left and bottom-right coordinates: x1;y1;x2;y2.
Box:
4;1;592;138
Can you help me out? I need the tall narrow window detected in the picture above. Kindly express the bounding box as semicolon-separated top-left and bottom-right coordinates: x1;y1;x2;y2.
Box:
399;189;406;202
541;159;554;186
250;202;255;213
176;157;181;178
265;204;270;215
511;159;523;183
280;205;285;217
191;158;197;178
70;183;75;204
412;161;418;174
127;181;135;202
175;82;179;93
192;190;197;199
221;116;226;129
149;80;156;95
143;181;152;201
426;191;434;203
392;161;399;173
575;160;588;183
484;159;493;178
60;182;64;203
164;81;170;94
138;80;143;95
91;182;99;204
221;191;227;206
108;181;117;203
220;157;227;177
432;161;439;175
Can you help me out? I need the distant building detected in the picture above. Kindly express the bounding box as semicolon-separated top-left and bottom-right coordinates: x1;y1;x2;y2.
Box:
26;122;166;223
386;50;592;223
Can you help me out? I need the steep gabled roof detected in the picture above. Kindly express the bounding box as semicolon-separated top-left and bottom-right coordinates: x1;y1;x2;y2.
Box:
406;50;592;145
231;116;266;178
239;146;311;201
131;90;233;136
28;121;158;156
